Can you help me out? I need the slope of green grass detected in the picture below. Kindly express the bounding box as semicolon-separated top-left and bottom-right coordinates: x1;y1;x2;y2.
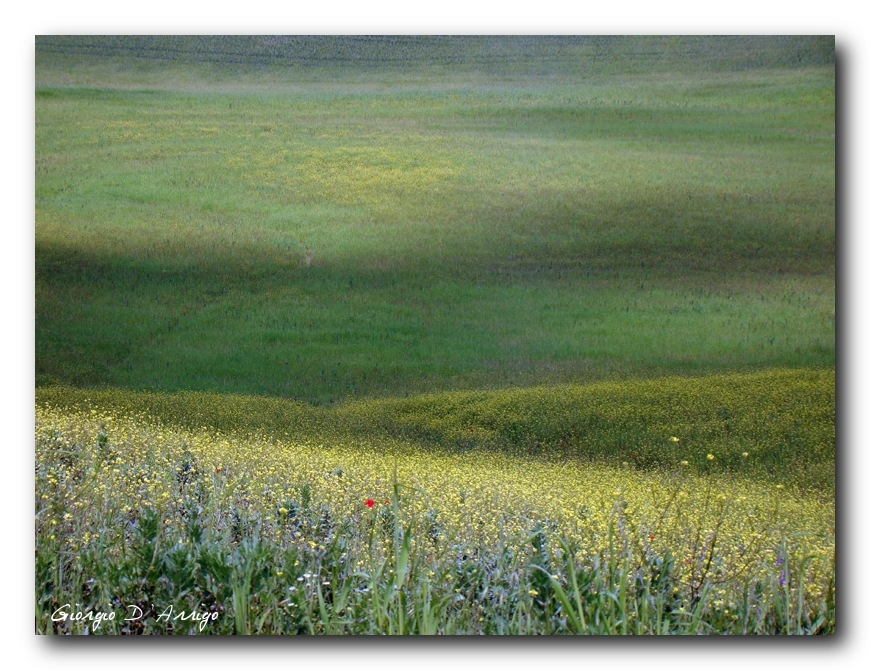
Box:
36;367;835;493
35;45;835;403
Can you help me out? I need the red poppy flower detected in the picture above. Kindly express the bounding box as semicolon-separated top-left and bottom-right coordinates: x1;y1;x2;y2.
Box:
365;499;375;508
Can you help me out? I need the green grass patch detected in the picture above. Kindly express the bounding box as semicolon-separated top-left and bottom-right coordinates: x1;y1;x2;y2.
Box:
36;48;835;402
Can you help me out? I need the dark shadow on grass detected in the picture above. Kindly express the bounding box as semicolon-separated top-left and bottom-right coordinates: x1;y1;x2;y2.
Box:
36;167;834;403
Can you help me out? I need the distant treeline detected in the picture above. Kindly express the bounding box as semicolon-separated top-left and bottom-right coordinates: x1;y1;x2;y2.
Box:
35;35;834;75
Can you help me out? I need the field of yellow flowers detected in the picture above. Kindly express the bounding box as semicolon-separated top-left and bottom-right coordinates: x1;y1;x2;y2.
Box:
35;369;835;634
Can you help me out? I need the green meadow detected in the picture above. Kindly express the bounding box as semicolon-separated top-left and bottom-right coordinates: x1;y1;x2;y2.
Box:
35;36;835;634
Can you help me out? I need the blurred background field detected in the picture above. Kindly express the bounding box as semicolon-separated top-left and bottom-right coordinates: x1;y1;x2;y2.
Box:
35;36;835;404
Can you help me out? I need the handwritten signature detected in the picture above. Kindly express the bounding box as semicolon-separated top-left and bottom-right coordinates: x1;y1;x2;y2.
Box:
51;603;220;633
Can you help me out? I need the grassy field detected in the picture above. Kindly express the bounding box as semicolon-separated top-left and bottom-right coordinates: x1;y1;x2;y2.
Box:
34;36;836;635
